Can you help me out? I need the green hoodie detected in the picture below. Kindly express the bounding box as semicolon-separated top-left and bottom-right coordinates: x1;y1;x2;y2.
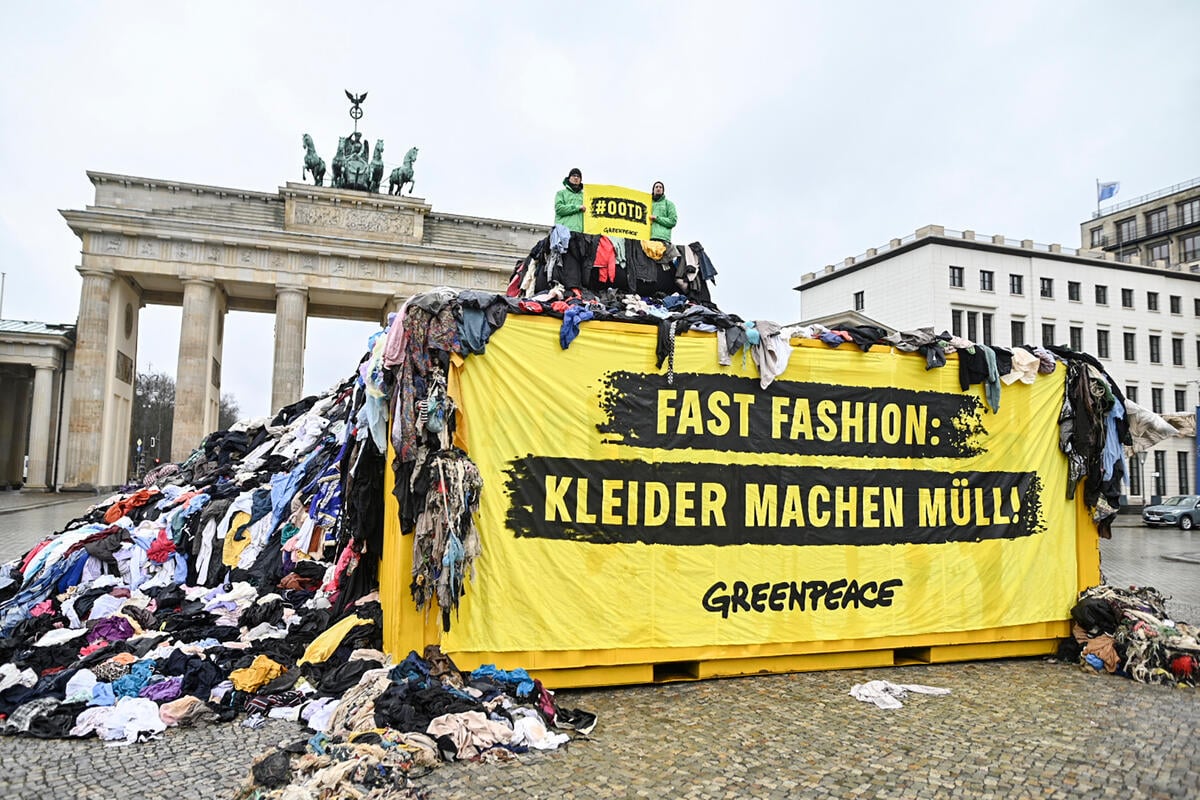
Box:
651;195;678;242
554;178;585;232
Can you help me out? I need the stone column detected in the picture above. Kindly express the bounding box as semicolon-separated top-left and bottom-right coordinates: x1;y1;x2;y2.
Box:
8;377;32;485
271;286;308;414
24;366;55;490
0;375;16;486
171;278;216;462
65;269;114;489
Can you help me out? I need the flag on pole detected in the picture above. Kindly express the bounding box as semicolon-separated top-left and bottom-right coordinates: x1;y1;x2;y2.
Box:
1098;181;1120;202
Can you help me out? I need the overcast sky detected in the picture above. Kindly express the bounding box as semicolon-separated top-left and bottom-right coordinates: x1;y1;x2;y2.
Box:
2;1;1198;419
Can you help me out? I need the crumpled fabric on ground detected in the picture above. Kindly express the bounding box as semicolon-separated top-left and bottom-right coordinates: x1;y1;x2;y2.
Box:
158;695;211;726
426;710;516;760
230;654;287;692
97;696;167;744
849;680;951;709
87;615;136;645
510;707;570;750
34;627;88;647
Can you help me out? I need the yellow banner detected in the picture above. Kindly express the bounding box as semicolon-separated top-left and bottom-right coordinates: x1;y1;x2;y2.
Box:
444;315;1079;655
583;184;652;239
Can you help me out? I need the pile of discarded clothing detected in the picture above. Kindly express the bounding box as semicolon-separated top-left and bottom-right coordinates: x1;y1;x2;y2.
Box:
1064;585;1200;687
234;646;596;798
0;293;593;762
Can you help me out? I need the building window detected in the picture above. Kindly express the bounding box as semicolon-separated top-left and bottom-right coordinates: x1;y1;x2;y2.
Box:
981;313;993;346
1183;234;1200;262
1181;198;1200;226
1149;242;1169;264
1010;320;1025;346
1176;388;1188;412
980;270;994;292
1149;335;1161;364
1095;285;1108;305
1041;323;1055;347
1069;326;1083;351
1180;452;1191;495
854;290;864;311
1172;337;1184;366
1039;277;1054;298
1117;218;1137;243
1151;387;1163;414
1147;291;1159;311
1146;208;1168;235
1196;298;1200;316
1121;288;1134;308
1197;338;1200;366
1126;384;1138;403
1123;332;1136;360
949;266;964;287
951;309;963;337
1067;281;1080;301
1154;451;1167;497
1090;227;1103;247
1010;274;1023;295
1096;329;1110;359
1170;295;1181;314
966;311;978;342
1129;457;1142;495
1118;250;1137;264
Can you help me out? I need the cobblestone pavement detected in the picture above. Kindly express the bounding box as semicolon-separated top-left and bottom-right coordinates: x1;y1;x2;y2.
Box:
0;503;1196;799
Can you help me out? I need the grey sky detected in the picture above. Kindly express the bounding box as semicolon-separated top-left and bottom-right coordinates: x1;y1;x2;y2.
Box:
2;1;1198;419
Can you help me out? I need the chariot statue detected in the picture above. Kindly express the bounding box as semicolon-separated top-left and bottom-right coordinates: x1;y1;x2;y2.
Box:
299;91;419;197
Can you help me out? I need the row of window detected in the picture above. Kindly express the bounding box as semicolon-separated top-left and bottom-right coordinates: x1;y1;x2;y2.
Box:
948;266;1200;314
1091;199;1200;246
1127;450;1192;497
1115;234;1200;265
1123;384;1195;414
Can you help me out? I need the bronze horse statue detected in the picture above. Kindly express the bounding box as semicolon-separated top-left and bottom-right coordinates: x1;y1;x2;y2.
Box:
302;133;325;186
369;140;385;194
331;136;347;188
388;147;419;195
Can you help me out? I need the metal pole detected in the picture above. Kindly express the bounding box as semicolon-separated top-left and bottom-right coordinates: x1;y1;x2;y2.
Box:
0;271;6;319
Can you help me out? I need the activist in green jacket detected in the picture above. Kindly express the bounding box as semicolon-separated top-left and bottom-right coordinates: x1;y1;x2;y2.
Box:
554;168;585;232
650;181;677;242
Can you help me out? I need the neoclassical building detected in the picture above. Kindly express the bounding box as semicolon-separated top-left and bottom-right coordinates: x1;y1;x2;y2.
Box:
47;171;544;490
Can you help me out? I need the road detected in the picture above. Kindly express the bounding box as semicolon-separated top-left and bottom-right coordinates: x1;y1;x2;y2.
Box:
0;498;1195;799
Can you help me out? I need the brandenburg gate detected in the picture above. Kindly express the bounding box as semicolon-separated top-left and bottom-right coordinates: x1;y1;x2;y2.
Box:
60;171;542;489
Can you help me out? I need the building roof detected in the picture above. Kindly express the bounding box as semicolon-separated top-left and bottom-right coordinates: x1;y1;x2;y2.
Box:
0;320;76;337
797;225;1200;292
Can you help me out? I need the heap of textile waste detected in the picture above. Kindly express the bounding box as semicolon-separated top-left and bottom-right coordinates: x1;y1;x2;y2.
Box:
1063;585;1200;688
233;646;595;799
0;293;593;767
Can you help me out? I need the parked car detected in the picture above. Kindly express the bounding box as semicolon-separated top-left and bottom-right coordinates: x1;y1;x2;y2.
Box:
1141;495;1200;530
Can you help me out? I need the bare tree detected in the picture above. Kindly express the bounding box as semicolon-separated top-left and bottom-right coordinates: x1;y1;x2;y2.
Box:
128;370;240;478
219;392;241;430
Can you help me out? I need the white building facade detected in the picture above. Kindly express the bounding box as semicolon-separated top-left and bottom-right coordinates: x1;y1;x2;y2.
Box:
797;225;1199;503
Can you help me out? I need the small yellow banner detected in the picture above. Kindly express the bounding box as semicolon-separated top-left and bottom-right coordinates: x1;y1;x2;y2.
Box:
583;184;652;240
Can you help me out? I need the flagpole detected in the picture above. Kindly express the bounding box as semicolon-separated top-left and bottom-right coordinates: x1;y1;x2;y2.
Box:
1096;178;1100;216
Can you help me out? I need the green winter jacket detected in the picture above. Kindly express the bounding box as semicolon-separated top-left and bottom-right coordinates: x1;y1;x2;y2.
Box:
554;179;585;232
651;196;678;242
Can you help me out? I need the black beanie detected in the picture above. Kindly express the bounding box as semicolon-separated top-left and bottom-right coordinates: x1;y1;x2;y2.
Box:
568;167;582;179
